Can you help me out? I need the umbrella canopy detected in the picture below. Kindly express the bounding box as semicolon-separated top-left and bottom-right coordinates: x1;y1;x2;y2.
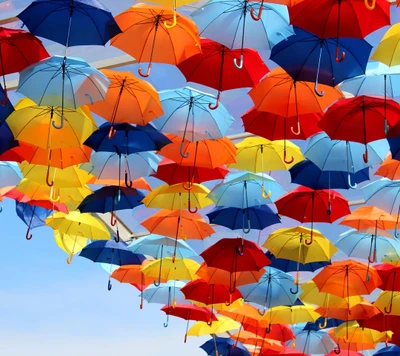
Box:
372;23;400;67
200;337;251;356
288;329;336;355
187;315;241;336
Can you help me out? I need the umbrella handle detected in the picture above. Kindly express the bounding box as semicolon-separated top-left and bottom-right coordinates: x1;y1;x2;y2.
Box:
108;126;117;139
363;148;368;163
108;280;112;291
115;229;120;243
334;344;341;354
257;307;266;316
206;320;213;326
46;170;54;187
0;205;3;213
25;227;33;240
283;150;294;164
180;141;189;158
319;317;328;329
384;301;393;314
366;271;370;282
124;172;133;188
0;88;8;106
52;113;65;129
262;186;271;199
327;201;331;216
265;324;271;334
290;121;301;136
66;254;73;264
182;182;193;191
305;230;313;245
384;119;389;135
368;250;376;264
184;334;187;343
347;173;357;189
335;46;345;63
314;80;325;97
233;55;243;70
250;3;263;21
85;93;94;105
290;283;299;295
208;93;220;110
110;212;117;226
243;218;251;234
188;199;198;214
140;296;143;310
237;245;245;256
163;314;169;327
365;0;376;9
164;11;177;28
50;192;60;203
138;63;152;78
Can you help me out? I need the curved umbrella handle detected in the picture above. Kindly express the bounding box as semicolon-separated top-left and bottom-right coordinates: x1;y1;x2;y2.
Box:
250;4;263;21
110;211;117;226
163;314;169;327
265;324;271;334
188;199;198;214
1;88;8;106
334;344;341;354
124;172;133;188
154;259;163;287
140;296;144;310
283;150;294;164
363;148;369;163
314;80;325;97
108;126;117;139
347;172;357;189
208;93;220;110
26;227;33;240
319;317;328;329
0;205;3;213
366;271;371;282
384;119;389;136
290;121;301;136
327;201;332;216
138;63;152;78
305;230;313;245
50;192;60;203
290;283;299;295
335;46;345;63
85;93;94;105
164;11;177;28
257;307;267;316
368;250;377;264
262;186;271;199
237;244;245;256
206;320;213;326
46;169;54;187
233;55;243;70
52;113;65;129
184;334;187;343
180;141;189;158
243;218;251;234
182;182;193;191
66;254;73;264
365;0;376;9
384;301;393;314
108;280;112;291
115;229;120;243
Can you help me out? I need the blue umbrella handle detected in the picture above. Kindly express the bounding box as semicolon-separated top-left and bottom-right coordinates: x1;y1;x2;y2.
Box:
124;172;133;188
335;46;345;63
365;0;376;10
180;141;189;158
0;205;3;213
384;119;389;136
108;125;117;139
334;344;341;354
233;55;243;70
52;113;64;129
25;227;33;240
85;93;94;105
163;314;169;327
237;241;245;256
314;80;324;97
250;1;263;21
290;283;299;295
347;173;357;189
114;228;120;243
108;280;112;291
205;130;215;140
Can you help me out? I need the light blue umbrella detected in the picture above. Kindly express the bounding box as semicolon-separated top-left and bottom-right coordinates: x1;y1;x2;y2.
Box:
17;55;110;128
287;329;336;355
81;151;160;185
237;267;298;315
142;281;187;305
336;229;400;263
207;172;286;209
0;161;22;189
305;132;389;188
152;87;235;144
362;179;400;215
128;235;197;259
191;0;293;68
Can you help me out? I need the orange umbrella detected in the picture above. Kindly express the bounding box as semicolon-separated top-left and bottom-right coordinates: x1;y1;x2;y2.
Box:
111;4;201;77
375;154;400;180
141;209;215;240
328;329;377;353
158;134;237;169
87;69;164;131
231;330;283;351
87;176;152;191
196;262;265;288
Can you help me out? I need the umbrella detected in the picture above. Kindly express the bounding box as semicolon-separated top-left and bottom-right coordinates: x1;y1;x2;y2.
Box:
0;26;49;103
187;315;241;337
372;23;400;67
152;87;235;142
316;300;381;321
16;201;52;240
375;154;400;180
87;69;164;129
0;85;14;121
374;345;400;356
191;0;293;68
0;161;23;190
54;231;88;264
111;4;201;77
142;281;187;305
288;329;336;355
200;337;251;356
177;38;269;108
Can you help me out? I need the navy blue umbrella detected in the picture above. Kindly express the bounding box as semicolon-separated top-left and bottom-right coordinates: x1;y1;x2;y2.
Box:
17;0;121;47
200;337;251;356
0;85;14;122
290;159;370;190
270;27;372;95
374;345;400;356
303;317;344;331
84;123;171;154
79;240;146;290
0;123;18;156
265;251;331;273
206;205;281;232
16;202;53;240
388;137;400;160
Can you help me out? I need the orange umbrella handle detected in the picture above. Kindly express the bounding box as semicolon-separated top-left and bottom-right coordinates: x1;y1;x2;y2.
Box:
250;1;263;21
365;0;376;9
368;250;377;264
257;307;266;316
182;182;193;190
110;211;117;226
108;126;117;139
335;46;345;63
290;121;301;136
363;147;369;163
138;63;152;78
26;227;33;240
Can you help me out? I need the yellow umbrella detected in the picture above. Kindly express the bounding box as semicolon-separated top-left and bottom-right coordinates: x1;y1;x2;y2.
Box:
375;290;400;315
371;23;400;67
334;321;392;344
19;162;93;188
193;298;244;312
46;211;111;240
142;183;213;211
141;257;200;285
16;178;92;210
227;137;304;189
187;315;241;336
54;231;90;264
6;98;97;149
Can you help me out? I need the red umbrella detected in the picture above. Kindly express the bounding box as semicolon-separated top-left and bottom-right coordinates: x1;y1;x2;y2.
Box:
289;0;390;62
0;26;49;103
243;322;294;342
260;345;305;356
318;96;400;163
358;312;400;333
161;304;218;342
242;108;322;141
374;263;400;314
275;186;350;244
151;157;229;186
324;352;362;356
177;38;269;109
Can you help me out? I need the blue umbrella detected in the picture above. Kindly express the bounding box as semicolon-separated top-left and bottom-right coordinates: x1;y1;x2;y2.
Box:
389;136;400;160
79;240;145;290
17;0;121;47
270;27;372;94
287;329;336;355
142;281;187;305
265;251;331;273
374;345;400;356
17;56;110;129
191;0;293;68
152;87;235;144
238;267;298;315
0;84;14;122
362;179;400;215
16;202;52;240
0;122;18;156
305;132;388;189
303;317;344;331
200;337;251;356
290;159;370;190
206;205;281;232
84;123;171;154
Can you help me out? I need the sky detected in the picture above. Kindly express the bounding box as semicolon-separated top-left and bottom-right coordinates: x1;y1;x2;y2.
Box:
1;1;400;356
